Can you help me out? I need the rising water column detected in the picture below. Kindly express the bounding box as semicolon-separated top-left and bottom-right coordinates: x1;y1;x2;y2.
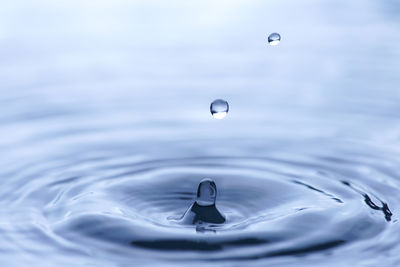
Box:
181;178;226;224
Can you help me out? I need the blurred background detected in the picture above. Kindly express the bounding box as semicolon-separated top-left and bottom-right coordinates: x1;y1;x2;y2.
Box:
1;0;399;150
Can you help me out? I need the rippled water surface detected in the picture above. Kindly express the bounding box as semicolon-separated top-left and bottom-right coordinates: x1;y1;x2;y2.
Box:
1;1;400;266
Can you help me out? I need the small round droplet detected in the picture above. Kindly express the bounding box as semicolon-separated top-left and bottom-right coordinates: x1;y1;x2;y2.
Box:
268;32;281;46
210;99;229;119
196;178;217;206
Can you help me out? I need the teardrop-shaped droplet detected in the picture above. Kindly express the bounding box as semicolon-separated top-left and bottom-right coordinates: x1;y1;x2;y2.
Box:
196;178;217;206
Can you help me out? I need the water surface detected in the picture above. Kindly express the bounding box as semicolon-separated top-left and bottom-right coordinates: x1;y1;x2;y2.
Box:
0;1;400;266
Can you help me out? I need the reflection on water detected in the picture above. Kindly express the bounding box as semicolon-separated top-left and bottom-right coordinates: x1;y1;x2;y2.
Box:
0;0;400;266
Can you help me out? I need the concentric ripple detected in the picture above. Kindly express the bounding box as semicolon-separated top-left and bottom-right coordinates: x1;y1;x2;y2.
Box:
1;138;400;266
2;147;389;264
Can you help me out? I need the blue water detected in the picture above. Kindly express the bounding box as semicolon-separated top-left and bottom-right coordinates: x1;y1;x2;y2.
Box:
1;1;400;266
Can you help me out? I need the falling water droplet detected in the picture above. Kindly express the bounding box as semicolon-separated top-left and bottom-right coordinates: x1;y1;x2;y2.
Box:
210;99;229;119
196;178;217;206
268;32;281;46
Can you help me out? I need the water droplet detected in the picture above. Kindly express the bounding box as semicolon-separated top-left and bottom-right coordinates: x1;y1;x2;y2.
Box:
179;178;225;224
210;99;229;119
268;32;281;46
196;178;217;206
